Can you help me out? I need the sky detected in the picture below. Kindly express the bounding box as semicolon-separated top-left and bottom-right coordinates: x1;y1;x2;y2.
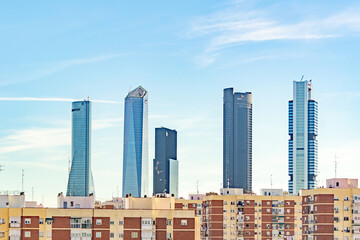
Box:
0;0;360;206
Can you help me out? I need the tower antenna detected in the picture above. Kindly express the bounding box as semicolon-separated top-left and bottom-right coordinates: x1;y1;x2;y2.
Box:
21;169;25;192
196;180;199;195
334;154;338;178
270;174;273;189
68;156;71;175
300;75;304;81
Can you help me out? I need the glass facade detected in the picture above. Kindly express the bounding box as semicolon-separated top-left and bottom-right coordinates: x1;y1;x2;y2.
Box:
153;127;178;197
122;86;148;197
223;88;252;192
66;100;95;196
288;80;318;194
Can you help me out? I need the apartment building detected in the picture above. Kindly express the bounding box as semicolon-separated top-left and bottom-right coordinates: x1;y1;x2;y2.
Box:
0;195;200;240
201;193;303;240
302;187;360;240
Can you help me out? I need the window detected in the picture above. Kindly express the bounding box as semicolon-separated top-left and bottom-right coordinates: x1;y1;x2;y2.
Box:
344;206;349;211
39;231;44;237
166;233;171;238
96;219;102;225
131;232;138;238
119;233;124;238
166;220;172;225
47;231;52;238
39;218;44;224
223;201;227;205
70;201;74;207
25;231;31;237
110;232;115;238
344;217;349;221
181;220;187;226
119;220;124;225
142;219;151;225
0;219;5;224
96;232;102;238
110;220;115;225
344;196;349;201
25;218;31;224
75;204;80;208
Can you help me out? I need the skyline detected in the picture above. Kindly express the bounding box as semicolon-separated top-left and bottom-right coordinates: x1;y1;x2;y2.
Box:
0;0;360;206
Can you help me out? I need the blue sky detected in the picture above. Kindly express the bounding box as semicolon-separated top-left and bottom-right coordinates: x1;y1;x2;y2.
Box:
0;0;360;206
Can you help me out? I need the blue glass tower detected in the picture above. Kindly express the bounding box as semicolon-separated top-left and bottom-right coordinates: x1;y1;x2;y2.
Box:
66;100;95;196
223;88;252;192
122;86;148;197
288;80;318;194
153;127;178;197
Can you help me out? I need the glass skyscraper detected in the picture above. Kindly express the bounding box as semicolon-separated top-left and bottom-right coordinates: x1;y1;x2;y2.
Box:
122;86;148;198
223;88;252;192
66;100;95;196
153;127;178;198
288;80;318;194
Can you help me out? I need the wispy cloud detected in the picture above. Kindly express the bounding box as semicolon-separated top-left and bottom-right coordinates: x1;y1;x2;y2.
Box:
93;117;123;130
189;3;360;65
0;117;122;155
0;97;121;104
0;54;123;86
0;127;69;155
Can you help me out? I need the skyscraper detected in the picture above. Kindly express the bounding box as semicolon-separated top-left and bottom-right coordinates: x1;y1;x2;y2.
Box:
223;88;252;192
66;100;95;196
288;80;318;194
153;127;178;197
122;86;148;198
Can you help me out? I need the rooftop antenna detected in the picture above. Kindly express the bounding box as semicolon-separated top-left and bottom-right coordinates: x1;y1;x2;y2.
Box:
334;154;338;178
21;169;25;192
196;180;199;195
270;174;273;189
68;156;71;175
300;75;304;81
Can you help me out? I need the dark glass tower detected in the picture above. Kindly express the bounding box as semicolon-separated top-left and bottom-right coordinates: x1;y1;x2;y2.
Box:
122;86;148;197
288;80;318;194
66;100;95;196
153;127;178;197
223;88;252;192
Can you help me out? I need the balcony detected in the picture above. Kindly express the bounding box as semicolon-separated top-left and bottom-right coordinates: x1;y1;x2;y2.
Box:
9;237;21;240
9;223;20;228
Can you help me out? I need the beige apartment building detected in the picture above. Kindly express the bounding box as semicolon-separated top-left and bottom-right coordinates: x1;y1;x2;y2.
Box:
0;195;200;240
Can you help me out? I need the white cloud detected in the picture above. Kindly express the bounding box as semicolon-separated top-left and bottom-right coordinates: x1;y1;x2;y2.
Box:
189;3;360;65
0;97;121;104
93;117;123;130
0;128;69;154
0;54;124;86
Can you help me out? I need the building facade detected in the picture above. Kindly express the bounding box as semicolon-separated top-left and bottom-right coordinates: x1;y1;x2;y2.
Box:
67;100;95;197
289;80;318;195
0;205;199;240
122;86;149;198
223;88;252;192
302;187;360;240
201;193;303;240
153;127;178;198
